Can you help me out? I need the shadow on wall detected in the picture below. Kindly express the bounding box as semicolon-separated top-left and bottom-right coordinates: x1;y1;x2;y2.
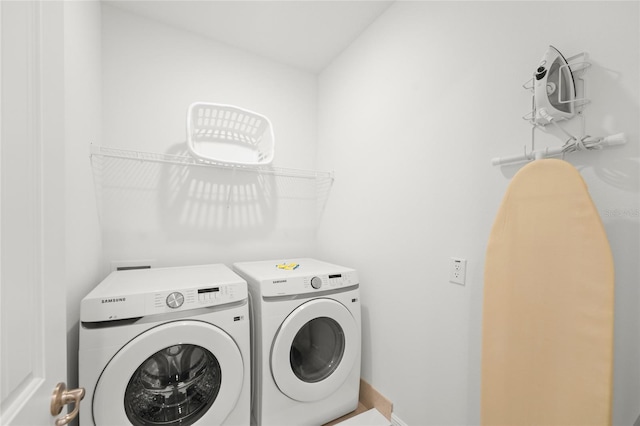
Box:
604;217;640;423
90;143;277;246
591;156;640;193
158;144;276;240
90;142;331;264
360;305;373;380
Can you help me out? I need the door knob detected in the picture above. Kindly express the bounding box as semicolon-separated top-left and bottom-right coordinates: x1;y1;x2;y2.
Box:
50;382;85;426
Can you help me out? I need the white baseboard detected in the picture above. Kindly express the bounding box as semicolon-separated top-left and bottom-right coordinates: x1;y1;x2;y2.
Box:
391;413;409;426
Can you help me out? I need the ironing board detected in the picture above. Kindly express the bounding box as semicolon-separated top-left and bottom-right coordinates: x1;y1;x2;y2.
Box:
481;159;614;425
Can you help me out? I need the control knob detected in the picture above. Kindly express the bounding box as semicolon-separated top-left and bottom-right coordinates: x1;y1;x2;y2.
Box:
311;276;322;289
166;292;184;309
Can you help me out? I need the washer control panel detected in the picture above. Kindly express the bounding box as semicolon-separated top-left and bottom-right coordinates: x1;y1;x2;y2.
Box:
81;264;249;323
86;283;247;322
149;283;243;314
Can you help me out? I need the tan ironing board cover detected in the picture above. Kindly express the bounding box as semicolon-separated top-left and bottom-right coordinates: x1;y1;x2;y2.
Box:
481;159;614;425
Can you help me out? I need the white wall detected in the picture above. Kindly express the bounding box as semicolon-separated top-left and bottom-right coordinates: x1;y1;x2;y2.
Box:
317;2;639;425
66;2;639;424
99;5;320;270
63;0;104;391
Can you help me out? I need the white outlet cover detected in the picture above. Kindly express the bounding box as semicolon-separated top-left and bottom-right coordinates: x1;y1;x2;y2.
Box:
449;257;467;285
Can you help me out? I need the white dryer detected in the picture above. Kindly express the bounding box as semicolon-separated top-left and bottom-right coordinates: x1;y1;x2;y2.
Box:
79;264;250;426
233;258;361;426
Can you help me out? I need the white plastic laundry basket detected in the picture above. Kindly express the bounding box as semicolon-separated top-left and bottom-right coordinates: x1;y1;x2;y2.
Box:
186;102;275;166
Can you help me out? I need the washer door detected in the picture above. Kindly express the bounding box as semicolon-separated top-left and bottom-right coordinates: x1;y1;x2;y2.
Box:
93;320;244;426
271;298;359;402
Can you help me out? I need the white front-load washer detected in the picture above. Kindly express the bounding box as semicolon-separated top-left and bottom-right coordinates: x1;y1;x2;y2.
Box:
79;264;250;426
233;258;361;426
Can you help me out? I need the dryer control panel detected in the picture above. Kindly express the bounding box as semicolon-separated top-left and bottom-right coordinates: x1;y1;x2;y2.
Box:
262;270;359;298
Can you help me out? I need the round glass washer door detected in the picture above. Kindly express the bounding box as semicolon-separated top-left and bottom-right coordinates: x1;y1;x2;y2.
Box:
93;320;244;426
271;298;359;402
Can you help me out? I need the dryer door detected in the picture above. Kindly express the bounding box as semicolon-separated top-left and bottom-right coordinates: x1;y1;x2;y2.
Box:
92;320;244;426
271;298;359;402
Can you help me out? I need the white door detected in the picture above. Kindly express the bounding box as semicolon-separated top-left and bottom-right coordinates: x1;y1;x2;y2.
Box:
0;1;74;425
270;298;359;402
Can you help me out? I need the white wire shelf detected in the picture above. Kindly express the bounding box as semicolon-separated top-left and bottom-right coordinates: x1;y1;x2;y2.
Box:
89;144;334;181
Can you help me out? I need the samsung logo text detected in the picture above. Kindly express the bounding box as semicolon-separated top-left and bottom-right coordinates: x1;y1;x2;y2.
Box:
101;298;126;304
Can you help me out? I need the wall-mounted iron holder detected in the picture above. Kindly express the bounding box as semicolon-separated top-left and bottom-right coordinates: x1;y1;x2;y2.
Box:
522;52;592;126
492;51;627;166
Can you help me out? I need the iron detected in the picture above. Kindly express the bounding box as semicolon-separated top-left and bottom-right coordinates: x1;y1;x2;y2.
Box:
533;45;576;125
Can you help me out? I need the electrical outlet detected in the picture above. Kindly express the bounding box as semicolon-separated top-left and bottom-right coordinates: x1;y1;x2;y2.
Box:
449;257;467;285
